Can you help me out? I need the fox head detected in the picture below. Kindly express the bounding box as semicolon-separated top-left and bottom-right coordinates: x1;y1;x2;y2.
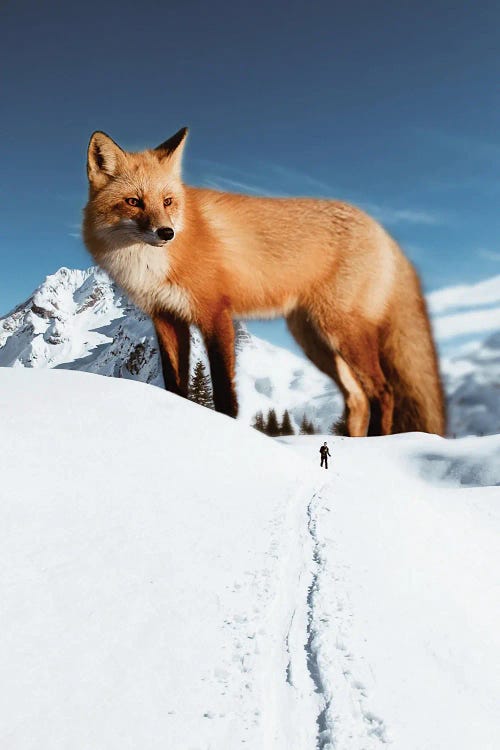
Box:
83;127;188;251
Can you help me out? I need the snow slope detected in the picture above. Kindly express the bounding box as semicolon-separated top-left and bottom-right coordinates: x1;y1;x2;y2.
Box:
284;434;500;749
0;368;319;750
1;368;499;749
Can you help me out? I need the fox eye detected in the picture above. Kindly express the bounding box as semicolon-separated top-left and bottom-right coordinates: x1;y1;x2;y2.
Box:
125;197;140;207
163;197;173;207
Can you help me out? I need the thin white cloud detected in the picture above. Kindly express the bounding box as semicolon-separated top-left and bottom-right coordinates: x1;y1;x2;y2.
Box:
263;163;335;195
196;158;444;227
360;202;444;227
432;306;500;341
478;249;500;262
415;128;500;162
203;176;283;196
428;275;500;315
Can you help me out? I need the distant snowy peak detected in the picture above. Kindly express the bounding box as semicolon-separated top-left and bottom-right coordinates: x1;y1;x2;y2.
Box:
444;328;500;437
426;274;500;437
0;266;341;432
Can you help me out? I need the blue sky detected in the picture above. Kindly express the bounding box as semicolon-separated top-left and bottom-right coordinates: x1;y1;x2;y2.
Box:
1;0;499;351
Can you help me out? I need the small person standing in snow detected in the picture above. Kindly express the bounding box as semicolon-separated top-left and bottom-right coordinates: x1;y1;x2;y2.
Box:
319;442;331;469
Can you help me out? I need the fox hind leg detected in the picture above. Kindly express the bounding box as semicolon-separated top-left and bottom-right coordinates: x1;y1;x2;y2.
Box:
331;328;394;436
287;309;395;436
333;353;371;437
286;309;369;437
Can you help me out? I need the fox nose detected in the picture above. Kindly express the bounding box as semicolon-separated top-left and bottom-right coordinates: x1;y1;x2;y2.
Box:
157;226;175;241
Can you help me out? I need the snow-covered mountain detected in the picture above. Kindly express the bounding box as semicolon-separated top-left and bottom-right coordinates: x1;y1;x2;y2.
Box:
1;367;499;749
0;267;341;432
440;331;500;437
1;266;499;435
428;274;500;437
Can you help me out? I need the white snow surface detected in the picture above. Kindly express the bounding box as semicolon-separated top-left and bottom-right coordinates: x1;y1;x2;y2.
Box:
284;434;500;750
1;368;499;749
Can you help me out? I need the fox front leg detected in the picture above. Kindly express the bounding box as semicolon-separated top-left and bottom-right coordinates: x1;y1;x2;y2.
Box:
153;311;191;397
203;308;239;418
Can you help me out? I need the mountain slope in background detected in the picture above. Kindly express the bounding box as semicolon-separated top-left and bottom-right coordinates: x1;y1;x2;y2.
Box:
1;266;499;435
441;330;500;437
0;267;341;432
427;275;500;437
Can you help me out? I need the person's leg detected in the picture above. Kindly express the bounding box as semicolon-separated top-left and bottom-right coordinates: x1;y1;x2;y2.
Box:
325;457;328;469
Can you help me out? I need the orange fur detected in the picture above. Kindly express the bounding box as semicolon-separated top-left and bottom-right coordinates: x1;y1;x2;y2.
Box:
83;128;446;436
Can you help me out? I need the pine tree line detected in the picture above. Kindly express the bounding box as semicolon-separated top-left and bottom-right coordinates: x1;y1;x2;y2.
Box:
253;408;318;436
299;414;317;435
189;358;323;437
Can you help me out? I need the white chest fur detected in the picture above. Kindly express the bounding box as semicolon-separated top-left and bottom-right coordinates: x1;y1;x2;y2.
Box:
99;243;192;320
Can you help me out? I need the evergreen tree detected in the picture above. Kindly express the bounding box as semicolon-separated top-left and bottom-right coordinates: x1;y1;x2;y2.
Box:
307;420;317;435
252;410;266;433
188;359;214;409
299;414;310;435
280;409;295;436
299;413;317;435
265;408;280;437
332;413;348;436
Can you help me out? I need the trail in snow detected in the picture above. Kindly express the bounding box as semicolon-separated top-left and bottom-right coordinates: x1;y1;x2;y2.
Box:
307;488;389;749
286;434;500;750
305;491;332;749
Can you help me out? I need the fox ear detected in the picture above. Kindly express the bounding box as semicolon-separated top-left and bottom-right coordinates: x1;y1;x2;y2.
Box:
155;127;188;175
87;131;125;188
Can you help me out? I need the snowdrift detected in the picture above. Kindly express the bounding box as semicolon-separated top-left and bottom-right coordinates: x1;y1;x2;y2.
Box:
1;368;499;749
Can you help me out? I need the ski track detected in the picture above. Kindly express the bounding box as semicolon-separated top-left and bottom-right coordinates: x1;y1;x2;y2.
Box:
200;479;323;749
305;481;389;750
306;491;331;748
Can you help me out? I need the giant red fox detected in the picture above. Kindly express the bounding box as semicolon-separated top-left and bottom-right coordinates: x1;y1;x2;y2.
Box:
83;127;445;437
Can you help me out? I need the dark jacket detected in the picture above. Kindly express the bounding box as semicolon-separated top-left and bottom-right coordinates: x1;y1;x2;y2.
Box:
319;445;331;457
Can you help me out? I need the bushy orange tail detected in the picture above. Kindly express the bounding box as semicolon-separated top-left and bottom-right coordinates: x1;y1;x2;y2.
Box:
381;268;446;435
